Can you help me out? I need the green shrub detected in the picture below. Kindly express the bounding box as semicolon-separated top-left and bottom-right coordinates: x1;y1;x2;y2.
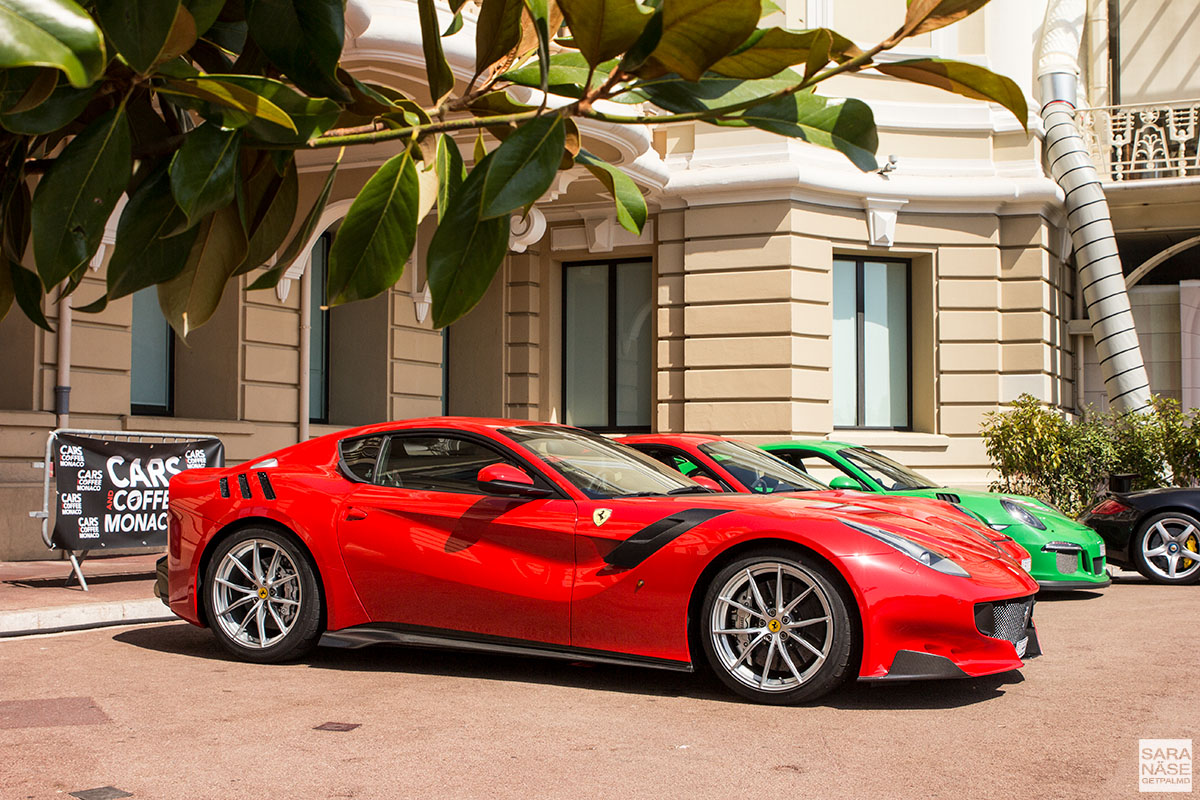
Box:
981;394;1200;517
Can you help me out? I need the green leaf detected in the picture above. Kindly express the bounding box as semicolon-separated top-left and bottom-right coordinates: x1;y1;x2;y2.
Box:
94;0;180;74
435;134;465;223
160;77;296;132
875;57;1028;131
479;113;565;219
523;0;552;97
207;75;338;144
639;0;761;81
443;11;464;36
618;7;662;73
247;159;340;291
473;130;488;164
155;5;199;66
738;91;878;171
893;0;990;41
710;27;860;80
106;161;201;299
500;52;617;98
245;0;349;101
327;150;420;306
236;157;298;274
157;202;246;337
184;0;223;35
759;0;782;17
575;150;645;234
559;0;653;66
0;67;56;114
31;104;131;289
426;153;511;328
417;0;456;103
0;78;96;134
0;0;106;88
9;262;51;330
638;70;800;115
169;122;241;227
475;0;524;76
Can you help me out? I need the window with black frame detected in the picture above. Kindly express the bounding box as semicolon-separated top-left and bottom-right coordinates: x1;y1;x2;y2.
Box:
832;257;911;429
130;286;174;416
309;231;331;424
562;259;652;432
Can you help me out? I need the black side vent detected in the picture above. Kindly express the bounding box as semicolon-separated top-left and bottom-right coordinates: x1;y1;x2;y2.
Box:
936;492;961;504
219;477;229;498
257;472;276;500
237;473;252;499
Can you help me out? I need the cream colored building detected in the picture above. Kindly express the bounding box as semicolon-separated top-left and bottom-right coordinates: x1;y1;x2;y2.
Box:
0;0;1193;560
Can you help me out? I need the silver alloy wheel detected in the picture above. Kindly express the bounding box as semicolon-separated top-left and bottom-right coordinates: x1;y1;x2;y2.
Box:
709;562;834;693
212;539;302;648
1141;518;1200;581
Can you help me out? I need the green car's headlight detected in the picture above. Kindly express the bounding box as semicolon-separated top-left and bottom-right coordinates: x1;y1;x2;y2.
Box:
841;520;971;578
1001;499;1047;531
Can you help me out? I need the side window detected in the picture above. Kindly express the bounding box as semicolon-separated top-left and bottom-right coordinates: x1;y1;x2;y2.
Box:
635;446;730;490
375;435;514;494
778;451;855;487
340;436;383;482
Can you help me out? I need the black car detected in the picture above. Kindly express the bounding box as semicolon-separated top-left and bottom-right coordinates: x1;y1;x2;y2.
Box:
1080;489;1200;585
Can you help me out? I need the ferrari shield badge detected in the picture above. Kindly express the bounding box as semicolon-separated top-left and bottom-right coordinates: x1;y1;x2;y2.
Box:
593;508;613;527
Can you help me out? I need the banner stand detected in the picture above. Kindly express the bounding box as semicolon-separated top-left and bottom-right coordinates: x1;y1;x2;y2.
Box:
30;429;224;592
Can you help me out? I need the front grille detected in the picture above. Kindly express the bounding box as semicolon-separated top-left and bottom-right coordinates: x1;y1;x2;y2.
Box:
975;596;1034;645
1056;551;1078;575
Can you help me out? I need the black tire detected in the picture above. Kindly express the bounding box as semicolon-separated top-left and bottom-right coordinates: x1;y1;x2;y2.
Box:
1131;511;1200;585
699;548;854;704
202;527;323;662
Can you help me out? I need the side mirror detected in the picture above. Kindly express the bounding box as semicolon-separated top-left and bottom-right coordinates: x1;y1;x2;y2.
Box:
692;476;725;492
477;463;551;498
829;475;864;491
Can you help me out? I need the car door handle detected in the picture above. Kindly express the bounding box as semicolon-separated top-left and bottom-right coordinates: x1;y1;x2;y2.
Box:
344;506;368;521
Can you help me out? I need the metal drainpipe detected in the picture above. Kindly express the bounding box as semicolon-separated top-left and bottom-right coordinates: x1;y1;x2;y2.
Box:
1038;0;1151;414
55;293;71;428
299;268;311;443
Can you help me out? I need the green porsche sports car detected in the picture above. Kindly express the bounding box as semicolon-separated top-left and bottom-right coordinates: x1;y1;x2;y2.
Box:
762;440;1110;591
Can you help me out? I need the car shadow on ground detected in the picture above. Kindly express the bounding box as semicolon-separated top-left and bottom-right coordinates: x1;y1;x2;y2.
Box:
115;622;1023;710
1035;589;1106;602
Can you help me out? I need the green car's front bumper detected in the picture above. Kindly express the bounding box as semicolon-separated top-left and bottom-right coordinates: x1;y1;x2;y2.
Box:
1019;527;1110;590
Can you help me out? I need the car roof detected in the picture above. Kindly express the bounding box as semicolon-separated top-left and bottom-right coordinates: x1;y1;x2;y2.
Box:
621;433;730;446
334;417;574;440
764;439;857;451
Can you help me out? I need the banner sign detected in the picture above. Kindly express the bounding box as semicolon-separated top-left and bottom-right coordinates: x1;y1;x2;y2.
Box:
52;433;224;549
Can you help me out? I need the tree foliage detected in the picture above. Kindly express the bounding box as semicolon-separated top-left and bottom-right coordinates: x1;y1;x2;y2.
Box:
982;395;1200;517
0;0;1028;335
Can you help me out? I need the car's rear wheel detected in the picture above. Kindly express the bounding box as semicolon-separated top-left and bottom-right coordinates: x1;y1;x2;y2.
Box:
699;550;853;704
1132;512;1200;585
203;528;323;662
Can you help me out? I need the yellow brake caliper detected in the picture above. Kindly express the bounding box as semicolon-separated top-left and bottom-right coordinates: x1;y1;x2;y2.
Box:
1185;532;1199;569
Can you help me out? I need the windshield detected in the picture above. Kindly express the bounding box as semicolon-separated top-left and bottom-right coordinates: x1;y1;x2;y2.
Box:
502;426;701;499
840;447;936;490
698;441;825;493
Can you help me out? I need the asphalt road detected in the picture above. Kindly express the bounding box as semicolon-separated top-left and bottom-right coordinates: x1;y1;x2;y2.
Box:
1;573;1196;800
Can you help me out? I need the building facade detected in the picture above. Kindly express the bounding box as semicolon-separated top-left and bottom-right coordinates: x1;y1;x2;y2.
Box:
0;0;1193;560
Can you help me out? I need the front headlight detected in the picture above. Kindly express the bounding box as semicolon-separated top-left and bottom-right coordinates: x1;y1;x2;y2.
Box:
841;520;971;578
1001;499;1047;531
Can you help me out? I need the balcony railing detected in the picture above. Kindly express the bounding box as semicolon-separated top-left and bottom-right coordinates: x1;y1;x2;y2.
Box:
1077;99;1200;182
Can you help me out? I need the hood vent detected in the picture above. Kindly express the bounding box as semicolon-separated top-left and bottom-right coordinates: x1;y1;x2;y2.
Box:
936;492;961;504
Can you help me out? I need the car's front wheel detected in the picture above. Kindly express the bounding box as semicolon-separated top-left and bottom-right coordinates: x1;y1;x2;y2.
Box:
699;550;854;704
1132;512;1200;585
203;528;323;662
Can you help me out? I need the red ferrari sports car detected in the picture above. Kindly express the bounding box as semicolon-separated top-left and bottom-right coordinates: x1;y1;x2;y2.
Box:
160;418;1040;704
623;433;1034;570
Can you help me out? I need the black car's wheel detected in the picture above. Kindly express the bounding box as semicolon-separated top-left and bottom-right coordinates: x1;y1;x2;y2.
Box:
203;528;323;662
1132;512;1200;585
699;549;854;704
